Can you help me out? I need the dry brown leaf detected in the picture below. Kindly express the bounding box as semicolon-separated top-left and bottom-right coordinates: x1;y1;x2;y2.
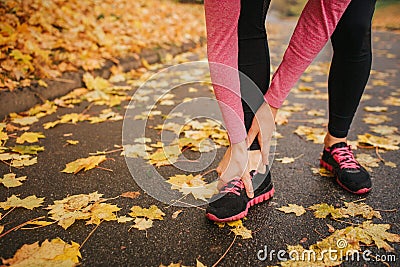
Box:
120;191;140;199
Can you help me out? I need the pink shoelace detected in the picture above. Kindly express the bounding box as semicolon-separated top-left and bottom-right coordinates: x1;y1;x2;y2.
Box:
331;146;360;169
221;178;244;196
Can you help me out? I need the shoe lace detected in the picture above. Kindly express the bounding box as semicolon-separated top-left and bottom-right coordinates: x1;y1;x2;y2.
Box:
221;178;244;196
331;146;360;169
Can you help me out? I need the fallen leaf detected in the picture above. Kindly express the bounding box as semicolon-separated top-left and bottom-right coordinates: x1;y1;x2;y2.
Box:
120;191;140;199
196;259;207;267
16;132;45;144
309;203;345;219
121;144;153;158
0;195;44;210
358;133;400;150
363;114;391;125
231;225;252;239
277;204;306;216
307;109;325;116
66;140;79;145
356;153;380;171
326;223;335;233
341;202;382;220
383;96;400;106
364;106;388;112
10;145;44;155
172;210;183;219
132;217;153;230
372;80;388;86
11;116;39;126
129;205;165;220
117;216;134;223
294;126;325;144
369;125;398;135
0;173;27;188
11;156;38;167
46;192;119;229
276;157;295;164
385;161;397;168
62;155;107;174
1;238;81;266
311;167;334;177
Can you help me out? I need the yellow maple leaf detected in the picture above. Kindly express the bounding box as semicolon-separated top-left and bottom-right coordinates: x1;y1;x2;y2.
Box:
45;192;119;229
11;156;38;167
2;238;81;266
62;155;107;174
132;217;153;231
369;125;398;135
341;202;381;220
129;205;165;220
277;204;306;216
11;145;44;155
309;203;345;219
121;144;153;158
0;173;27;188
16;132;45;144
0;195;44;210
358;133;400;150
167;174;206;189
83;72;110;91
11;116;39;126
117;216;134;223
179;181;218;201
294;126;325;144
86;202;120;225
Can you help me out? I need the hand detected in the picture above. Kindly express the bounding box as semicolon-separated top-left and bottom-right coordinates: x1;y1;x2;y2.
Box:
216;140;254;198
246;102;277;165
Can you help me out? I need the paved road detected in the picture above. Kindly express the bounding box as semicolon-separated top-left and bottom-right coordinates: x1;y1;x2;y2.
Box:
0;19;399;267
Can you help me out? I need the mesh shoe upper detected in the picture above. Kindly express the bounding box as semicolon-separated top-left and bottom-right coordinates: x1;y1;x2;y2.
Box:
321;142;371;193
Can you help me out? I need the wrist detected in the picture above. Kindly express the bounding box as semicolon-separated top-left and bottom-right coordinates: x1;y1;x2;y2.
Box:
231;139;248;152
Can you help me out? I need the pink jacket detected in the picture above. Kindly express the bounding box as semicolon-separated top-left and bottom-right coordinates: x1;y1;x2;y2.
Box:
205;0;352;144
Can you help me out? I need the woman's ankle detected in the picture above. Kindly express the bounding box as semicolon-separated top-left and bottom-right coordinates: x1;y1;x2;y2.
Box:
324;133;347;149
248;150;266;173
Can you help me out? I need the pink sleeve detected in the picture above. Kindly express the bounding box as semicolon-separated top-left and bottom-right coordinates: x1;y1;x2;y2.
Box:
264;0;352;108
204;0;247;144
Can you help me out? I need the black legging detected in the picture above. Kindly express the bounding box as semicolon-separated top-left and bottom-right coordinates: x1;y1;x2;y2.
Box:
328;0;376;138
238;0;271;150
238;0;376;150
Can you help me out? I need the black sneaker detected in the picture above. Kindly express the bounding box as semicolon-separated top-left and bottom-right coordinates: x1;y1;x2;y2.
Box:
206;167;274;222
320;142;371;194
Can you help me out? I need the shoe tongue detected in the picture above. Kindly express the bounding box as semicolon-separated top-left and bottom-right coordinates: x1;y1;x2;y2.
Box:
330;142;348;150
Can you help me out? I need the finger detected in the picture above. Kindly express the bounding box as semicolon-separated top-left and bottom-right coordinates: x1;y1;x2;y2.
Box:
216;166;222;176
246;123;258;148
242;172;254;198
258;134;270;165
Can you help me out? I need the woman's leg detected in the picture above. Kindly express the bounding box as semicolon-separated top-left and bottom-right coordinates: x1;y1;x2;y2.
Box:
327;0;376;141
205;0;274;222
238;0;271;151
215;0;271;174
321;0;376;194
